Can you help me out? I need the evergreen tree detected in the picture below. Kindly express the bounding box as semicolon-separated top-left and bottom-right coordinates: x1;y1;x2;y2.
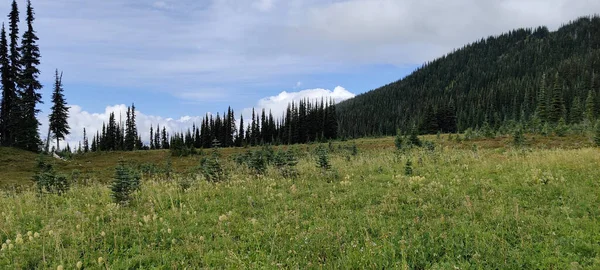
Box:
154;124;161;149
48;70;69;151
237;114;244;147
161;127;169;149
548;73;565;123
124;104;138;151
0;24;15;146
570;96;583;124
149;125;154;150
585;90;595;124
83;128;89;153
535;74;548;122
16;0;42;152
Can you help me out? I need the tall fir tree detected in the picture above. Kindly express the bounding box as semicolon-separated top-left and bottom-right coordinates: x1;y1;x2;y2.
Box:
535;74;548;122
548;73;565;123
48;70;69;151
569;96;583;124
17;0;42;151
0;24;14;146
83;128;89;153
585;90;595;124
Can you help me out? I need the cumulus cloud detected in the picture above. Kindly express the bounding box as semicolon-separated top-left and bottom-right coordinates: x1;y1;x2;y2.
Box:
40;104;205;150
242;86;356;120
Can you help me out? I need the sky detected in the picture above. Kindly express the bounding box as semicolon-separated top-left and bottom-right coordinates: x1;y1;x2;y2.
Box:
0;0;599;148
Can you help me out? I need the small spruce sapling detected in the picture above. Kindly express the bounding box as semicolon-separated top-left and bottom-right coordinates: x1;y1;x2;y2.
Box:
111;160;141;205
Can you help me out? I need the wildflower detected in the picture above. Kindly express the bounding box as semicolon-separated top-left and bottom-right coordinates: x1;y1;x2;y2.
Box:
8;244;13;250
1;243;6;251
27;231;33;237
218;214;228;222
76;224;81;230
49;230;54;236
28;236;33;241
143;215;150;223
34;232;40;238
250;218;258;225
167;228;172;234
171;238;176;244
97;257;104;265
15;237;23;245
100;231;106;237
76;261;83;269
57;265;64;270
5;239;11;244
199;236;205;242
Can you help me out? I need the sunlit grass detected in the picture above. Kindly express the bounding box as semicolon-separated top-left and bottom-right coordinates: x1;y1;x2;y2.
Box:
1;142;599;268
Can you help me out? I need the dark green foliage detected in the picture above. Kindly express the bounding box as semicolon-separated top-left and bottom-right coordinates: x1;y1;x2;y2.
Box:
200;148;227;182
16;0;42;152
394;130;404;150
554;118;569;137
124;104;138;151
33;154;69;194
594;121;600;147
274;149;298;178
570;96;583;124
512;126;525;146
585;90;595;123
316;145;331;172
337;16;600;138
111;160;141;205
404;159;413;176
48;70;69;151
169;133;195;157
351;143;358;156
408;126;422;147
0;24;15;147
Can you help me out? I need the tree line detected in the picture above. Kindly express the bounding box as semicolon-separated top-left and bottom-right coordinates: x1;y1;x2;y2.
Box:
0;0;70;153
80;98;338;153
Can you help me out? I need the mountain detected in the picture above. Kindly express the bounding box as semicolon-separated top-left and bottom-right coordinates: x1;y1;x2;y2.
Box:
337;15;600;138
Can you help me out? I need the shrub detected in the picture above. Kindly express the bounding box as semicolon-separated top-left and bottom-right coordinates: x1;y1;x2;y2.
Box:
408;126;422;147
111;160;141;205
513;126;525;146
594;121;600;147
316;145;331;172
200;148;227;182
554;118;569;137
33;155;69;195
274;150;299;178
395;129;405;150
404;159;413;176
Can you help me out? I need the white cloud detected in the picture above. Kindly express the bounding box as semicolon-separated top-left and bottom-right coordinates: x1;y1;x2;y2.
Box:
2;0;596;102
40;104;205;150
242;86;356;120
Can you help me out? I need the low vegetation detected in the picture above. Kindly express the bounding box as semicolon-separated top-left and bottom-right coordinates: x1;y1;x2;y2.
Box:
1;134;600;268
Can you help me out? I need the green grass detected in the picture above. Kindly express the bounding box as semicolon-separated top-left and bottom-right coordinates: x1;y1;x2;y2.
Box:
1;135;600;268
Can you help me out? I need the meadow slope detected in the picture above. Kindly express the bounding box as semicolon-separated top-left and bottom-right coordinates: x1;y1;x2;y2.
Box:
1;135;599;268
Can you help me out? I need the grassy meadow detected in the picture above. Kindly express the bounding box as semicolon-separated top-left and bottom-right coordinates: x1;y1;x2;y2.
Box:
1;135;600;268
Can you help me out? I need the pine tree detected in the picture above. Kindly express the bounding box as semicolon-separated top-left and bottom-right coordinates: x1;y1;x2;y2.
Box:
570;96;583;124
83;128;89;153
237;115;244;147
17;0;42;152
0;24;15;146
161;127;169;149
535;74;548;122
548;73;565;123
149;125;154;150
48;70;69;151
585;90;595;124
4;1;21;147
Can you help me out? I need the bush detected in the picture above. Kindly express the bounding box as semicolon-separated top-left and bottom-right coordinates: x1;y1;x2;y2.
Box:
404;159;413;176
594;121;600;147
513;126;525;146
274;150;299;178
316;145;331;172
200;148;227;182
111;160;141;205
33;155;69;195
554;118;569;137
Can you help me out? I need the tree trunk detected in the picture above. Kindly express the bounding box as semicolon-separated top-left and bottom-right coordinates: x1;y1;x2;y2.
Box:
56;138;60;153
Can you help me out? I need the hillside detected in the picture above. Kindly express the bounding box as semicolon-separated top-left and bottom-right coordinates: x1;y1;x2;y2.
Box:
337;16;600;138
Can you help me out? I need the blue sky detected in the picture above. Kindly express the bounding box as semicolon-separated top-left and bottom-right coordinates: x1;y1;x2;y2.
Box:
0;0;598;146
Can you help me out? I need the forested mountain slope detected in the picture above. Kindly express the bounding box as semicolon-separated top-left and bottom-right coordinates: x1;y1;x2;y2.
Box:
337;16;600;137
